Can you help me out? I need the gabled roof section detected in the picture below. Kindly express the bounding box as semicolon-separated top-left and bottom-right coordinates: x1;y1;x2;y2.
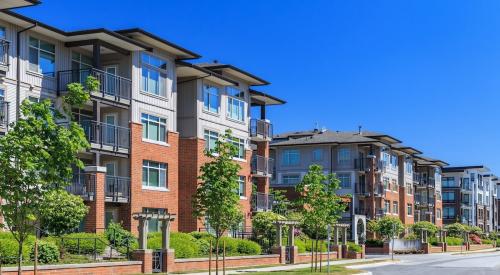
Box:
391;144;423;155
0;0;40;10
116;28;200;60
414;155;449;167
176;60;237;86
197;63;270;86
250;89;286;106
271;130;384;147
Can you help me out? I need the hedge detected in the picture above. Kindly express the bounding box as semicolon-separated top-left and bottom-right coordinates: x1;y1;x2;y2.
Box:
347;242;362;253
30;241;59;264
365;239;383;247
0;233;36;264
51;233;108;255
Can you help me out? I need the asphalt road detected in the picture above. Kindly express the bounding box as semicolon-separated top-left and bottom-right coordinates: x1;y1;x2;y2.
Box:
363;251;500;275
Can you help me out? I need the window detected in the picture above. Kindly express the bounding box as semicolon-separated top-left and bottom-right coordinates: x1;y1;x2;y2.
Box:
443;207;455;219
442;177;456;187
29;37;55;76
383;177;389;190
282;149;300;166
204;130;219;151
141;113;167;142
0;26;5;39
141;53;167;96
337;173;351;189
462;178;470;190
393;201;398;214
237;176;246;197
337;148;351;166
143;208;166;232
28;96;39;103
407;203;412;216
71;52;93;84
405;160;413;174
406;182;413;195
462;209;470;222
0;89;4;102
478;194;483;205
391;179;398;192
436;191;442;201
384;201;390;213
203;84;220;113
226;87;245;121
230;136;246;159
142;160;167;188
312;148;323;162
437;209;442;219
443;192;455;202
390;154;398;168
282;174;301;185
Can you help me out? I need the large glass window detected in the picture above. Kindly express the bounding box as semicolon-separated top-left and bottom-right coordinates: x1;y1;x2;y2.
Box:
71;52;93;84
141;53;167;96
237;176;246;197
443;207;455;219
462;178;471;190
204;130;219;151
437;209;442;219
443;191;455;202
230;136;246;159
282;149;300;166
393;201;399;214
337;148;351;166
226;87;245;121
391;179;398;192
29;37;55;76
384;201;390;213
143;208;166;232
203;84;220;113
407;203;412;215
405;160;413;174
390;154;398;168
141;113;167;142
442;177;456;187
142;160;167;188
312;148;323;162
383;177;389;190
337;173;351;189
282;174;301;185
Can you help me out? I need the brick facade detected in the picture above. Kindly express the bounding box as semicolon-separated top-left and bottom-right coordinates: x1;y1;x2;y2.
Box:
178;137;253;233
84;172;105;233
399;186;414;225
1;261;142;275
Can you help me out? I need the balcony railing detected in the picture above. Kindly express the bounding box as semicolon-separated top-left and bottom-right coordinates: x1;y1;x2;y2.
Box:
0;101;9;128
66;173;96;201
252;192;274;212
0;39;9;66
376;161;388;172
251;155;274;177
249;119;273;141
105;175;130;203
373;184;385;197
414;194;435;206
57;68;131;102
354;158;371;171
81;120;130;151
355;183;370;196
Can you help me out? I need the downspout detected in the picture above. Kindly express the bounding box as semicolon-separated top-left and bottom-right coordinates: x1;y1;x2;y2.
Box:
16;23;37;120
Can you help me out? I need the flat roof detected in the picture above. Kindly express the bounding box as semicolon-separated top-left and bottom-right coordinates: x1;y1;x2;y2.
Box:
442;165;490;173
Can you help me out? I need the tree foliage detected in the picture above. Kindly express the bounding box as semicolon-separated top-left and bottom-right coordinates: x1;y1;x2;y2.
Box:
252;211;285;246
368;216;404;240
445;223;466;238
0;77;92;273
295;164;346;240
411;221;438;236
270;188;291;215
39;189;88;236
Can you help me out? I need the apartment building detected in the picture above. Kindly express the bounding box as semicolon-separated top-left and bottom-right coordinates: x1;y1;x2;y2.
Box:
176;62;284;233
442;166;498;232
270;128;447;241
0;1;282;235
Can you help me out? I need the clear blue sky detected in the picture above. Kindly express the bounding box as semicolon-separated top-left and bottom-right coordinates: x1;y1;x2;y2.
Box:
18;0;500;173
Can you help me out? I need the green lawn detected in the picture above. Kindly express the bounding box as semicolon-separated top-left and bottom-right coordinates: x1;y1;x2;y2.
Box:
251;266;362;274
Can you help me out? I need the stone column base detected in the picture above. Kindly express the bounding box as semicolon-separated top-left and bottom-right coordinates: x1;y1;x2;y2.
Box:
272;246;286;264
132;249;153;274
423;243;431;254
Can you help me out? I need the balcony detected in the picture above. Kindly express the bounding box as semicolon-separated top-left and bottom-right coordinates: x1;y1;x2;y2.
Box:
355;182;370;197
414;194;435;206
373;184;385;197
251;192;274;212
376;161;387;173
105;175;130;203
66;173;96;201
0;39;8;71
0;101;9;130
81;120;130;153
355;208;368;216
461;184;473;192
249;119;273;141
354;158;371;172
57;68;131;105
251;155;274;177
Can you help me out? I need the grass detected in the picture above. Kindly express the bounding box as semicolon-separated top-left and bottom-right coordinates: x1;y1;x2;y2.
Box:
250;266;363;274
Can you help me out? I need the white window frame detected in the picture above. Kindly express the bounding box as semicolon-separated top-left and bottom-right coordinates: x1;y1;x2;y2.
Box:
203;83;220;114
142;160;167;189
237;176;246;197
282;174;301;185
282;149;300;166
140;52;167;97
29;36;55;77
141;113;167;143
230;136;246;159
204;129;219;152
226;86;245;122
337;148;351;166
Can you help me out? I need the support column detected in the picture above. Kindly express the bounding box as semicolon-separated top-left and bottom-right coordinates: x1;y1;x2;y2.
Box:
331;226;342;259
341;227;348;258
272;223;286;263
161;219;176;273
83;166;106;233
132;215;152;274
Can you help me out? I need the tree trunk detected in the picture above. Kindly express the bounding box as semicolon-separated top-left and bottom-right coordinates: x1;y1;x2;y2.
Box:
215;238;219;275
315;238;319;272
17;240;23;275
310;239;314;272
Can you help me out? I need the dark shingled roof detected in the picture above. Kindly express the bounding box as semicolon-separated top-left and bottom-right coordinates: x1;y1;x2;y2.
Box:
271;130;399;147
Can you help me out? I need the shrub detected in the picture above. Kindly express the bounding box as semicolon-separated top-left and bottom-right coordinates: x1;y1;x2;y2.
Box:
295;239;306;253
58;233;108;254
446;237;464;246
219;237;239;255
30;241;59;264
411;221;438;236
368;216;404;240
39;190;88;236
105;222;138;254
403;233;418;240
482;239;492;245
190;232;214;240
196;238;211;256
0;239;30;264
445;223;466;237
303;239;327;252
347;242;362;253
236;239;261;255
464;225;483;236
469;234;481;244
148;232;199;258
365;239;383;247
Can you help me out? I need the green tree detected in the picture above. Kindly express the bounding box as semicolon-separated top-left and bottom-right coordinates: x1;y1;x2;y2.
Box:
0;77;94;274
39;189;89;236
270;188;290;216
192;129;243;274
295;164;346;271
368;216;404;240
252;211;285;248
411;221;438;237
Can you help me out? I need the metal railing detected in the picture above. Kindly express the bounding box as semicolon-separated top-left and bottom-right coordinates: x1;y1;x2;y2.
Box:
57;68;131;101
355;182;370;196
251;155;274;176
252;192;274;212
373;184;385;197
249;118;273;140
354;158;370;171
414;194;435;206
81;120;130;150
376;160;388;172
0;39;9;66
105;175;131;203
0;101;8;127
66;173;96;201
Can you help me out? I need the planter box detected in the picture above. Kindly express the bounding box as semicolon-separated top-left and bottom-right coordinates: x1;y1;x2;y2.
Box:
347;250;363;259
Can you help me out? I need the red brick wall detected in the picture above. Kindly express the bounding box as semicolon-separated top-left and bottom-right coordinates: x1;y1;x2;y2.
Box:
435;199;443;227
1;262;142;275
128;123;179;234
398;186;414;225
178;137;253;233
172;255;280;272
295;252;337;263
84;172;105;232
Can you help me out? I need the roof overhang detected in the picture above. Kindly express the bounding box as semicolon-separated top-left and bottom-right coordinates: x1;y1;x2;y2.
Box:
116;28;200;60
0;0;39;10
176;61;237;86
391;145;423;155
201;64;269;86
414;155;449;167
367;134;402;144
250;89;286;106
442;165;489;173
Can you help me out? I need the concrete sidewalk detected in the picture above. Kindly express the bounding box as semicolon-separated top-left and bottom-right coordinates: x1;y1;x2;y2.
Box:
178;258;385;274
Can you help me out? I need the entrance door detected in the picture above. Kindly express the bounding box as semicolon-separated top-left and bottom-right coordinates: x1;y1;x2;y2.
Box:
104;65;118;96
104;114;117;146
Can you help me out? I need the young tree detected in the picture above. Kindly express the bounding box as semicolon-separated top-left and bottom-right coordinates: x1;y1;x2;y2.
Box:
0;77;95;274
270;188;291;216
295;164;347;272
192;129;243;274
368;216;404;240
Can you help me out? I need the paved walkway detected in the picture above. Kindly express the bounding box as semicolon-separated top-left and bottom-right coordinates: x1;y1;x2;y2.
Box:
180;258;383;274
